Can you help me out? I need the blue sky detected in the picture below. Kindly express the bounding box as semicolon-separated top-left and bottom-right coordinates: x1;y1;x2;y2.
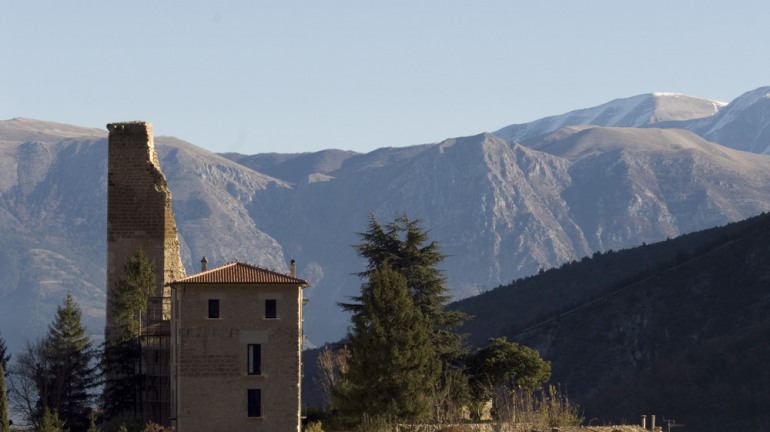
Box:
1;1;768;154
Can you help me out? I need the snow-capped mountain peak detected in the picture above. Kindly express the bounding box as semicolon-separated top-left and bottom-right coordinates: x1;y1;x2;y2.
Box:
494;93;724;143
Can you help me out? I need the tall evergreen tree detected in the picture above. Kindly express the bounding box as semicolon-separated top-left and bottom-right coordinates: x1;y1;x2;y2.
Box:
333;265;439;421
0;363;9;432
37;294;99;431
339;214;470;419
103;249;157;421
112;249;157;339
344;214;468;361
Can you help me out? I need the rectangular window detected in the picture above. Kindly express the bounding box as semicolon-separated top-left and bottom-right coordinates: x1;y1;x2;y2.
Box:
248;344;261;375
208;299;220;319
247;389;261;417
265;299;277;319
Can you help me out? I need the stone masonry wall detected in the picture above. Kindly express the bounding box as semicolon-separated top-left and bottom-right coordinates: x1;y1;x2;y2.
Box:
175;283;303;432
106;121;186;341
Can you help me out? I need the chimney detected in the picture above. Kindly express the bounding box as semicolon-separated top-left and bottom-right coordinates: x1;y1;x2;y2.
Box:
641;415;646;429
290;259;296;278
201;256;208;272
650;415;656;431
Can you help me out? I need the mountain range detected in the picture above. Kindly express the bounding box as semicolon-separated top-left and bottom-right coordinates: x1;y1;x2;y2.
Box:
1;86;769;358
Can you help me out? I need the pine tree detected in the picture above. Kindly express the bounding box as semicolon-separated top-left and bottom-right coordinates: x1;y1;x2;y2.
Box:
333;266;439;421
39;294;99;431
0;363;9;432
344;214;468;361
339;214;470;419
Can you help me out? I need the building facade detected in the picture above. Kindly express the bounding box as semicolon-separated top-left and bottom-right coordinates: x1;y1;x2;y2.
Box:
168;260;308;432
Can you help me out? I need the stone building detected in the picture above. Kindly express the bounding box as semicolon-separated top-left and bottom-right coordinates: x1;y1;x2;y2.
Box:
107;121;308;430
106;121;186;424
168;259;309;432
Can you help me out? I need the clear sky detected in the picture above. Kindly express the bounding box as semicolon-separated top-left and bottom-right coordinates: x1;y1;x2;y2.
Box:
1;1;768;154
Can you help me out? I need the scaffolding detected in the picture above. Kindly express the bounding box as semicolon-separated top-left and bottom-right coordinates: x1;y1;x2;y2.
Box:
141;296;172;426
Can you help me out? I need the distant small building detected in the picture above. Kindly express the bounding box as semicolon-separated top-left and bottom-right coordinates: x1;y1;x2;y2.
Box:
168;259;309;432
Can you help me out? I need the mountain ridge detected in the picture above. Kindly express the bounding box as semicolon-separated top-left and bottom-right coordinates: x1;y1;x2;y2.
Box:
1;86;769;356
494;92;725;143
475;211;770;431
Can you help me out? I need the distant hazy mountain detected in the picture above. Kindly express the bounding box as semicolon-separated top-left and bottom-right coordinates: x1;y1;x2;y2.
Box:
1;86;769;357
494;92;725;142
655;86;770;154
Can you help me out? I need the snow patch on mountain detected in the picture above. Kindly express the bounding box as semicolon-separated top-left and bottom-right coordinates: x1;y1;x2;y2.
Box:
494;93;725;143
701;86;770;136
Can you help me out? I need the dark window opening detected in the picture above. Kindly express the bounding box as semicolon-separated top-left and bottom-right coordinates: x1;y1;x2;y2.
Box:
265;299;277;319
247;389;262;417
208;299;220;319
248;344;261;375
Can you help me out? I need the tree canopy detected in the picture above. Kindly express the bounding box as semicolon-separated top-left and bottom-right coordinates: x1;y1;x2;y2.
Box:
466;337;551;399
334;214;471;424
9;294;99;431
333;265;438;421
104;249;157;423
343;214;467;361
329;214;556;425
112;249;157;340
41;294;99;431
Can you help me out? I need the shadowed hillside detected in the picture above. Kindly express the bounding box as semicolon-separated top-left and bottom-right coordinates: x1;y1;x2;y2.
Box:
453;212;770;431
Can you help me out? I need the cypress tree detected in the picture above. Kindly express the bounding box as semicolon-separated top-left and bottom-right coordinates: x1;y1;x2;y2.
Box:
334;265;438;421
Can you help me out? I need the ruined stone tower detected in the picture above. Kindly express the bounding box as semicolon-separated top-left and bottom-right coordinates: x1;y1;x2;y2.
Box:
106;121;186;337
106;121;186;424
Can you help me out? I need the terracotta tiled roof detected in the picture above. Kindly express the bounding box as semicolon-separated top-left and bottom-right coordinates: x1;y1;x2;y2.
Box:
168;261;309;286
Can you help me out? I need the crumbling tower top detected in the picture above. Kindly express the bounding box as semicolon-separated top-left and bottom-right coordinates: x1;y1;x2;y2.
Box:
105;120;186;341
106;120;152;131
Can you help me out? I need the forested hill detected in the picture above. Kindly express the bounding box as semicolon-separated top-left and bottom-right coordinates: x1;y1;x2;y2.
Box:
452;211;770;431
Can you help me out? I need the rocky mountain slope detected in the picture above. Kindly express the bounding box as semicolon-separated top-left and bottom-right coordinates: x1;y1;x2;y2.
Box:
1;86;769;356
